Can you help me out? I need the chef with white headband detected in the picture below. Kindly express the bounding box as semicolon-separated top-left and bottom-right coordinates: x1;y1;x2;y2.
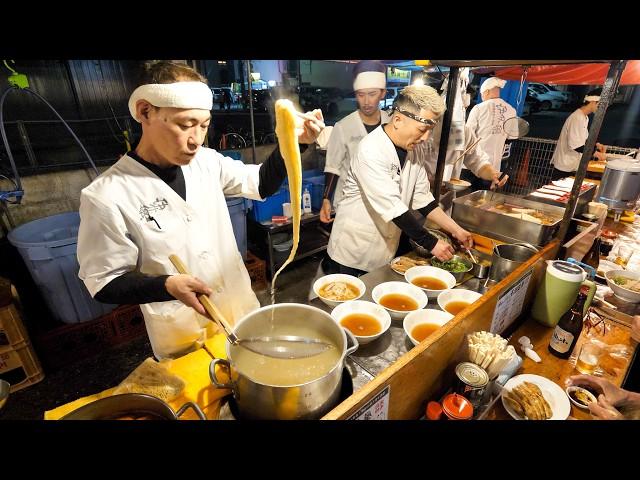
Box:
77;61;324;360
320;60;390;224
551;87;607;180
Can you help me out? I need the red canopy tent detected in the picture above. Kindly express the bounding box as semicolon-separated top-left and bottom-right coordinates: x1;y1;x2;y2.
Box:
477;61;640;85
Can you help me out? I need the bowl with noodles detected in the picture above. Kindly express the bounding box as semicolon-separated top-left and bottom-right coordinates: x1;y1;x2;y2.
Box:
313;274;366;308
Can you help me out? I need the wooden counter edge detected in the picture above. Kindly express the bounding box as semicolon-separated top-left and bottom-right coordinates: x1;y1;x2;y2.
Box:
322;240;560;420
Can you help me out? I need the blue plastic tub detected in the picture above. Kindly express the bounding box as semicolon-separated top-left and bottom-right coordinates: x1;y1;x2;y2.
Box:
249;188;286;223
225;197;248;260
219;150;242;161
7;212;117;324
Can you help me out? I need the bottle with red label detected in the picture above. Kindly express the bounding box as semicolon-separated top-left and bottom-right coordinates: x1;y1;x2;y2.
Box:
548;285;589;359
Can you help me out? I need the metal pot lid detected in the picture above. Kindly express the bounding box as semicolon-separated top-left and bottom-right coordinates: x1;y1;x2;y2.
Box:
605;159;640;173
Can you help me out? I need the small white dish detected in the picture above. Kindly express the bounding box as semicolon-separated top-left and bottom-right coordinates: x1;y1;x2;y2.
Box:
371;281;428;320
403;309;454;346
404;265;456;299
437;289;483;315
565;385;597;410
313;274;366;309
331;300;391;345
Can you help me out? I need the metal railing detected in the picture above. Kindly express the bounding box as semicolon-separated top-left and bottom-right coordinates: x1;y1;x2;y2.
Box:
500;137;636;197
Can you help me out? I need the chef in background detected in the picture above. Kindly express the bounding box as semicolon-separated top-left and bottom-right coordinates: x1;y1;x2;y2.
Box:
463;77;517;190
320;60;390;223
551;87;607;181
323;84;473;276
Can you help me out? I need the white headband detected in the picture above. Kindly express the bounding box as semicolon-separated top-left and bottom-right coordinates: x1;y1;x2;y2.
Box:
584;95;601;102
128;82;213;122
353;72;386;91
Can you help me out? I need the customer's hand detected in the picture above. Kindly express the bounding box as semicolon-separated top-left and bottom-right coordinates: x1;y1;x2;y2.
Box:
589;394;625;420
319;198;333;223
596;142;607;153
568;374;628;407
165;274;213;316
631;315;640;343
296;109;325;144
431;240;455;261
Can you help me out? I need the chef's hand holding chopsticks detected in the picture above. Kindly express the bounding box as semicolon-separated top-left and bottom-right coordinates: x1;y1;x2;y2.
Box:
295;109;325;144
165;274;213;316
452;227;474;250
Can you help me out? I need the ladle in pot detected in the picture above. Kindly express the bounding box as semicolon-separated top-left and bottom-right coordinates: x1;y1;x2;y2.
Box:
168;254;331;359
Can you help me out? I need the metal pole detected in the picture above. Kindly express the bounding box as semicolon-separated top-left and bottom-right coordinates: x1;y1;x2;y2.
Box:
433;67;460;203
556;60;627;243
245;60;256;164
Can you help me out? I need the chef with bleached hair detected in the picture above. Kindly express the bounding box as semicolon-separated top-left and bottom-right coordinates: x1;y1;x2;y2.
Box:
323;84;473;276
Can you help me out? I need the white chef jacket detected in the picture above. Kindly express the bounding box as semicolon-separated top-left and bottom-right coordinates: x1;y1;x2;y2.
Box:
327;126;435;273
551;109;589;172
466;97;517;172
324;109;390;208
424;122;492;183
77;149;261;359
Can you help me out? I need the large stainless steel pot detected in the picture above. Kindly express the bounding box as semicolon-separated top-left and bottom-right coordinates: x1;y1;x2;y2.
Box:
488;243;538;282
61;393;207;420
597;159;640;211
209;303;358;420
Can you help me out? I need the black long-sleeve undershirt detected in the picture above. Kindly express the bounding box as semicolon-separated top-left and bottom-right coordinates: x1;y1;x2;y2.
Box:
392;202;440;252
95;145;306;305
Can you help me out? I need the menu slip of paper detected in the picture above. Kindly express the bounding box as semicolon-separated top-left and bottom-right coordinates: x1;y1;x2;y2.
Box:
490;268;533;335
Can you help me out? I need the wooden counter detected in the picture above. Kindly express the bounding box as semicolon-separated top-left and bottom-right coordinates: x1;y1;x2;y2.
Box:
482;313;637;420
323;239;561;420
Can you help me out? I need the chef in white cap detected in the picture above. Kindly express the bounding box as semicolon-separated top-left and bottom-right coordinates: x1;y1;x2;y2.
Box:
551;87;607;180
463;77;517;190
319;60;390;223
77;61;324;360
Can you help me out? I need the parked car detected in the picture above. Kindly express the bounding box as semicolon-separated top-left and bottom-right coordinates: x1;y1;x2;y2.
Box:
211;87;237;107
527;83;571;110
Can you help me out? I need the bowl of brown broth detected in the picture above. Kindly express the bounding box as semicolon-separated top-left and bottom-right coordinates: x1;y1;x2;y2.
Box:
331;300;391;345
404;265;456;299
437;289;483;316
403;309;454;346
372;281;429;320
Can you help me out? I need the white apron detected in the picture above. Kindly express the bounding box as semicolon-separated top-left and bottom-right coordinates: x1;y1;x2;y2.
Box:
327;127;435;273
78;150;261;359
324;110;390;208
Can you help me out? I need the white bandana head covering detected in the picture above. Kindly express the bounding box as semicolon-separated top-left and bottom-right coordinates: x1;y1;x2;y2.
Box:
480;77;507;94
353;60;387;92
584;94;601;102
128;81;213;122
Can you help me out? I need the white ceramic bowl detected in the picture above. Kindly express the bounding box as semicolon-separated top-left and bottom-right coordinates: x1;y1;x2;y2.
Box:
371;281;428;320
404;265;456;299
437;289;483;315
313;274;366;309
403;309;454;346
605;269;640;303
565;385;597;410
331;300;391;345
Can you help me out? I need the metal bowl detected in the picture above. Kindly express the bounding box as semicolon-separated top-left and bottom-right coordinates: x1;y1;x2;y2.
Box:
444;179;471;192
410;229;455;258
430;255;473;283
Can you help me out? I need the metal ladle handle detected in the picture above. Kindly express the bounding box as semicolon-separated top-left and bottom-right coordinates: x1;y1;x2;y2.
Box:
168;254;238;344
